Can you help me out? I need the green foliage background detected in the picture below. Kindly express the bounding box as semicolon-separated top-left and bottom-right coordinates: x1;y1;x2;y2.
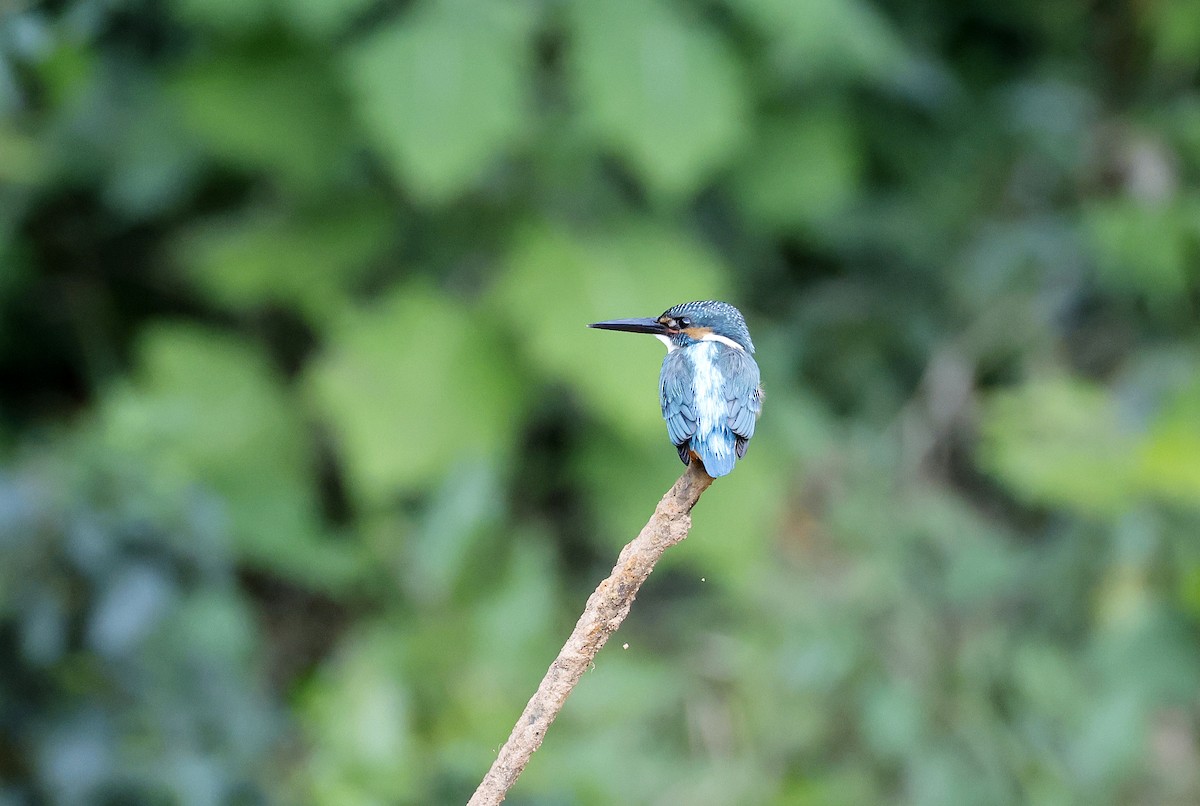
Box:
2;0;1200;803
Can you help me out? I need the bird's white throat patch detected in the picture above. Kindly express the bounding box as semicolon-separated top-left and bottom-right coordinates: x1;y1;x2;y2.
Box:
656;332;744;352
700;332;744;351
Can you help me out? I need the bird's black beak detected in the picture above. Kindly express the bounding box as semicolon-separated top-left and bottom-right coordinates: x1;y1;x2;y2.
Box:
587;317;668;335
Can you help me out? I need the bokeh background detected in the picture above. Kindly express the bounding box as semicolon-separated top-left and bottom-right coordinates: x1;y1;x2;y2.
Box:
2;0;1200;803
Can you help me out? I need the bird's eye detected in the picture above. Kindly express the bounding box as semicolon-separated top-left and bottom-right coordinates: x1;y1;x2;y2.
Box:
679;317;691;327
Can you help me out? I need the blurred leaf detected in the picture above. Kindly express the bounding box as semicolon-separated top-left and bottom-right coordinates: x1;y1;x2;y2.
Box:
103;111;198;218
174;0;377;38
1083;197;1195;303
653;760;771;805
86;564;176;658
306;285;522;504
905;745;984;806
0;448;281;803
777;768;880;806
860;680;926;760
166;589;258;667
1171;97;1200;172
36;39;94;111
99;326;362;587
22;46;197;214
0;126;43;185
168;0;272;33
175;200;391;322
1092;608;1200;707
1139;378;1200;502
1068;692;1144;790
1011;642;1084;725
1002;80;1097;171
1143;0;1200;69
301;630;418;804
420;533;560;793
1178;555;1200;617
279;0;377;39
469;533;559;693
979;376;1142;516
568;0;748;199
572;433;683;548
732;107;864;232
531;656;687;796
404;458;505;605
496;221;728;443
35;712;115;805
344;0;533;202
726;0;914;87
170;50;348;188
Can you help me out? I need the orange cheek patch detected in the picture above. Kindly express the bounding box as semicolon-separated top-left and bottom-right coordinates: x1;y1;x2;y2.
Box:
682;326;713;340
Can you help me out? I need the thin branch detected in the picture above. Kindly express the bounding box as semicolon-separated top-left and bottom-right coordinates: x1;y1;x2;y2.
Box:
468;462;715;806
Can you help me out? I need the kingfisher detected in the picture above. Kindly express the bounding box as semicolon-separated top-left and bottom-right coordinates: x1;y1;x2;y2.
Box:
588;300;762;478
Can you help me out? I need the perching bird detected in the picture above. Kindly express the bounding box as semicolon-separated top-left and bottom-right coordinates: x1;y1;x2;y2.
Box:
588;300;762;478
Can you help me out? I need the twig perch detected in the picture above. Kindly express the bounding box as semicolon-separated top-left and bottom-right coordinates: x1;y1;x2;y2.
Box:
467;462;715;806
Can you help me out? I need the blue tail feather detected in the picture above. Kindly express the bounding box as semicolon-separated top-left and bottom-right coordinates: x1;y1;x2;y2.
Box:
692;431;738;477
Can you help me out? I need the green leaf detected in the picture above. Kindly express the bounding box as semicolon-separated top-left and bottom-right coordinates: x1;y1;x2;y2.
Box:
0;127;44;186
1139;378;1200;501
861;680;926;760
306;285;522;504
1068;693;1144;789
175;200;391;323
1144;0;1200;69
99;326;361;587
344;0;533;202
731;107;863;231
469;534;559;691
1083;197;1194;302
301;630;418;804
1092;607;1200;706
572;435;683;550
101;85;200;218
278;0;378;39
979;377;1142;516
166;590;258;667
568;0;748;199
403;459;505;605
170;50;348;189
168;0;272;33
495;221;728;443
726;0;914;87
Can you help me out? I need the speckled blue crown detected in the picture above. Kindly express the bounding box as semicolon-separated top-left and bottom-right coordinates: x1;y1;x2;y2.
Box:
663;300;755;353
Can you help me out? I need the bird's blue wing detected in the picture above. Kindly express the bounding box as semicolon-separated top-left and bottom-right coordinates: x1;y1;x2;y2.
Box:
659;351;696;462
717;348;762;458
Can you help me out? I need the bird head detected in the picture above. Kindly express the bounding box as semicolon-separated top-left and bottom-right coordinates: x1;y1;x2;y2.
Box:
588;300;755;353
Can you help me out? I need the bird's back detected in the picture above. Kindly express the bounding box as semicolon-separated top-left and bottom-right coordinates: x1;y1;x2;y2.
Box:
660;341;758;477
